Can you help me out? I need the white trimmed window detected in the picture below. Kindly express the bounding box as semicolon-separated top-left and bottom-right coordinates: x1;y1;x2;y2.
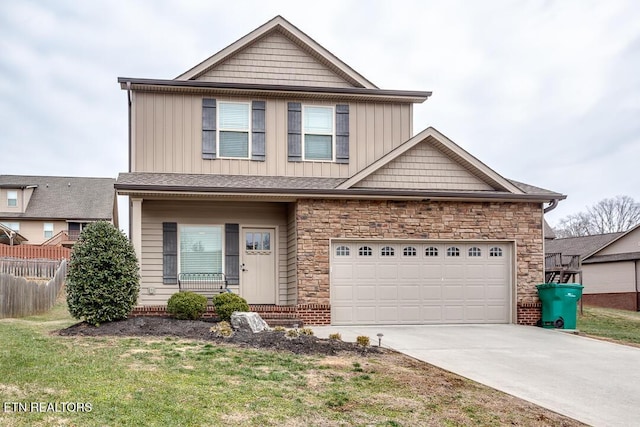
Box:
303;106;334;161
44;223;54;239
7;190;17;207
218;102;250;159
489;247;503;257
179;225;223;274
468;247;482;257
447;247;461;257
1;222;20;232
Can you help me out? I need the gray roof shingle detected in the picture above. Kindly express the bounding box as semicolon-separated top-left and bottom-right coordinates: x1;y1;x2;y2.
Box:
0;175;115;220
545;233;624;258
116;172;562;199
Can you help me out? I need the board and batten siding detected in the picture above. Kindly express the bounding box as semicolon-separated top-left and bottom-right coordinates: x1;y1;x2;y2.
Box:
354;143;495;191
138;200;290;306
196;31;353;88
131;92;413;177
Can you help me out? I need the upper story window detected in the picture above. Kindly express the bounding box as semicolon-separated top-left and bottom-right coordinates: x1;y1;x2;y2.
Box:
218;102;250;159
44;223;54;239
1;222;20;232
7;190;17;207
303;106;334;161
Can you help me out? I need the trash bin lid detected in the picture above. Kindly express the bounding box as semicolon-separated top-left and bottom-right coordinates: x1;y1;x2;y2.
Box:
536;283;583;289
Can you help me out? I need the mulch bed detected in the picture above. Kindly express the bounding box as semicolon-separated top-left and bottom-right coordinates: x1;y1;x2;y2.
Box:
58;316;383;356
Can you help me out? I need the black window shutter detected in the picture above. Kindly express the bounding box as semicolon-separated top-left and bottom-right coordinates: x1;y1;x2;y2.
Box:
251;101;266;161
287;102;302;162
202;98;216;159
225;224;240;286
335;104;349;164
162;222;178;284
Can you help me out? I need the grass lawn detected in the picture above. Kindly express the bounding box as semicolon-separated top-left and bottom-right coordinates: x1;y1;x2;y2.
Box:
0;302;583;427
577;305;640;345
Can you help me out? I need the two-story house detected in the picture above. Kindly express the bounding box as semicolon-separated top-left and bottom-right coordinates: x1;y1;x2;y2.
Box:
116;16;565;326
0;175;117;246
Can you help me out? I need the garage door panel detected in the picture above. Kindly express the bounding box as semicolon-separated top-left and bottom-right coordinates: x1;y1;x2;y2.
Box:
331;241;511;325
422;305;443;322
332;285;353;302
399;306;421;322
398;285;420;300
377;285;398;299
377;265;398;279
422;284;442;299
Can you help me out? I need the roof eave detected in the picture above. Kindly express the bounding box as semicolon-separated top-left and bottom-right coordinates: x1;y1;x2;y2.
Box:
117;78;431;103
115;183;562;203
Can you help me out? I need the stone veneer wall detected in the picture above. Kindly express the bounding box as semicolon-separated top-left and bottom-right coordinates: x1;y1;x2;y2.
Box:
295;199;545;325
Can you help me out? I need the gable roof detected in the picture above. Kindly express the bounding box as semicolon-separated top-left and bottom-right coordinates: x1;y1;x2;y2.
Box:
339;127;530;195
116;170;563;203
545;222;640;260
543;220;556;239
0;175;116;221
176;16;377;89
545;232;624;258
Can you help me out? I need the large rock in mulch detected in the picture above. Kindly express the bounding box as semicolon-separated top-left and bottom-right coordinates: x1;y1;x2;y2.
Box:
230;312;269;333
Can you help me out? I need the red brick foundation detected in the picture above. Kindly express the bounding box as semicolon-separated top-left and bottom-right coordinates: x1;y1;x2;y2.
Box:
517;302;542;325
582;292;638;311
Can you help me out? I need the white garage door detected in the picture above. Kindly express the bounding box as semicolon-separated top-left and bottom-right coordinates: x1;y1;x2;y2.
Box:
331;241;512;325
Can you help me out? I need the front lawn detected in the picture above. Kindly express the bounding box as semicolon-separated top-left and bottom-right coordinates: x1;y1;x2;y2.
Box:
0;302;583;426
578;305;640;345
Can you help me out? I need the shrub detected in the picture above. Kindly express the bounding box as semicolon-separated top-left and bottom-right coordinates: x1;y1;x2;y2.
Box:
167;292;207;320
273;326;286;332
66;221;139;326
212;292;250;322
299;327;314;336
329;333;342;341
285;329;300;339
210;321;233;337
356;336;371;347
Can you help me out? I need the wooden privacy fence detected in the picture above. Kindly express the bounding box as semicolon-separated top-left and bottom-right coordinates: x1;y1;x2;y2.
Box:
0;245;71;260
0;258;62;279
0;259;67;319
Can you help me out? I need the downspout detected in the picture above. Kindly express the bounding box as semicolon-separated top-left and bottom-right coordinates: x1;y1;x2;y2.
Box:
543;199;559;213
126;81;133;241
635;260;639;311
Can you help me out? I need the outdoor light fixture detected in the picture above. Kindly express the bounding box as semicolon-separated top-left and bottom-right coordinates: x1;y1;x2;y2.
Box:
377;333;383;347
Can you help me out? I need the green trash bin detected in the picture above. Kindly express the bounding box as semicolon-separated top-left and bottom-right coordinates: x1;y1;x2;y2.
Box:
536;283;584;329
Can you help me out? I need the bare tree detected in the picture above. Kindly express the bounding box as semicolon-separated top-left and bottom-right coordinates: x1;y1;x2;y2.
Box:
554;196;640;237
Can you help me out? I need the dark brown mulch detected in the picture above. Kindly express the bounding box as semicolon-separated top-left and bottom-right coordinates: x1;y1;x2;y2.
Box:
57;316;383;356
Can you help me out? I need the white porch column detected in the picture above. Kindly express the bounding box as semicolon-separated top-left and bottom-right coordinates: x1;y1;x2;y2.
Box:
130;197;143;264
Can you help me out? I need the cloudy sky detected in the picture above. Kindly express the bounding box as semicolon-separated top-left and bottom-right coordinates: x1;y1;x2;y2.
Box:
1;0;639;231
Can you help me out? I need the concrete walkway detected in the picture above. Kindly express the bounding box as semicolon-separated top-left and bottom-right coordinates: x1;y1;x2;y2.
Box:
312;324;640;426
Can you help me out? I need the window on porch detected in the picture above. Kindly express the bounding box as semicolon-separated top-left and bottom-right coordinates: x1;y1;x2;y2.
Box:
179;225;223;274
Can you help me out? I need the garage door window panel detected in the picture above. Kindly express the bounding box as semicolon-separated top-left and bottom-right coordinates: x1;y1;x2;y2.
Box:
403;246;417;257
425;246;439;257
335;245;350;257
358;246;373;256
468;247;482;257
489;247;503;257
381;246;395;256
447;247;461;257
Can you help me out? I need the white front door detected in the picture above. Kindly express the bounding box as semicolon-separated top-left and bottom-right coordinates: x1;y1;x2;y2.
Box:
241;228;276;304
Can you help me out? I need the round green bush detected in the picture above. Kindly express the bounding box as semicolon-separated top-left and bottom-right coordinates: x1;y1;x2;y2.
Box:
212;292;250;322
66;221;140;326
167;291;208;320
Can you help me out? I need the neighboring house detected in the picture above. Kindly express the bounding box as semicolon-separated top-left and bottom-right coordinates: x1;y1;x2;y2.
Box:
0;175;117;246
115;16;565;326
546;225;640;311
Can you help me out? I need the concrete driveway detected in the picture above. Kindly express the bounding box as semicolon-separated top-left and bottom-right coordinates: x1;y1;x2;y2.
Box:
313;324;640;426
